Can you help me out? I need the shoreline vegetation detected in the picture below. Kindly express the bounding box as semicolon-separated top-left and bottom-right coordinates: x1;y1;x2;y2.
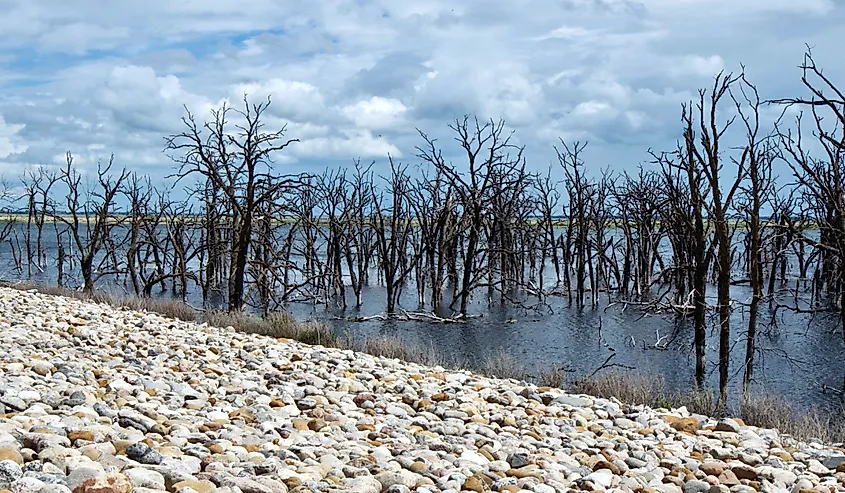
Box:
5;279;844;444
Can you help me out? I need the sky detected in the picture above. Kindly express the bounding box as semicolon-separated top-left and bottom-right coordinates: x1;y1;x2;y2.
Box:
0;0;843;185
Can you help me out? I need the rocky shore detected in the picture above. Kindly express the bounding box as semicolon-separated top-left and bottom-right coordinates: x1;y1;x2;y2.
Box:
0;288;844;493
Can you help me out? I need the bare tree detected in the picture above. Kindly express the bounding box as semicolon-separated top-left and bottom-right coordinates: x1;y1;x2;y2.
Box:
416;116;526;315
166;96;299;311
54;152;130;294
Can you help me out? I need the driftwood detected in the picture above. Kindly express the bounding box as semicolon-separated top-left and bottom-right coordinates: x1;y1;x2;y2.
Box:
344;309;480;324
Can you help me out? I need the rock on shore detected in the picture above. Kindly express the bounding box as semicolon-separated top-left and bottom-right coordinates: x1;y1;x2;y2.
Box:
0;287;844;493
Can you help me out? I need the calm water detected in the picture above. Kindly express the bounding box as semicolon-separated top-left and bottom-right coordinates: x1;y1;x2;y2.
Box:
2;222;841;412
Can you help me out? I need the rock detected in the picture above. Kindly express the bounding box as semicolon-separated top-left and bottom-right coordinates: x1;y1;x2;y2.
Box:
807;459;830;476
822;456;845;470
123;469;165;490
715;419;741;433
506;453;530;469
67;467;106;492
0;461;23;489
39;486;72;493
684;480;711;493
71;474;132;493
462;474;487;492
10;477;45;493
375;471;416;490
757;465;797;486
583;470;613;489
0;397;26;413
670;418;701;434
220;477;287;493
171;481;214;493
345;476;381;493
699;462;724;476
0;452;22;467
125;444;163;465
730;464;757;481
718;470;740;486
31;362;53;376
551;396;592;407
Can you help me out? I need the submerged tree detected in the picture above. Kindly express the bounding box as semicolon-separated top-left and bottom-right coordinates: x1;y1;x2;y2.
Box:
165;96;300;311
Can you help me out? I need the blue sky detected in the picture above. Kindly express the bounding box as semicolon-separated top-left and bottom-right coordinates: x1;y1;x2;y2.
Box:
0;0;843;184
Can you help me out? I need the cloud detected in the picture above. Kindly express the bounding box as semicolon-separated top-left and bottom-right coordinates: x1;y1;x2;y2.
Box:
0;0;842;178
0;116;27;158
341;97;409;130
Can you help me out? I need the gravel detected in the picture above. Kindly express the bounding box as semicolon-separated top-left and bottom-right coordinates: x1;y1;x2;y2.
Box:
0;287;843;493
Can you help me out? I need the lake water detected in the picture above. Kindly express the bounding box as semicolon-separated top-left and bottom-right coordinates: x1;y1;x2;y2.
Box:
2;222;840;412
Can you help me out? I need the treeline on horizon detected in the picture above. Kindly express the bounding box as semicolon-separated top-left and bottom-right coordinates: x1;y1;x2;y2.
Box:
0;48;843;409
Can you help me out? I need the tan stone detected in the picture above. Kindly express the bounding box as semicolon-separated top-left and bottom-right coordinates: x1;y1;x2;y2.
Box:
700;462;725;476
72;473;132;493
462;474;488;492
0;448;23;465
172;481;214;493
670;417;701;434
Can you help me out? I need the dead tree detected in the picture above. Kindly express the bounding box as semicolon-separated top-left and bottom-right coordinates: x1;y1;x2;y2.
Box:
54;152;130;294
166;95;299;311
558;141;592;309
534;166;562;294
416;116;525;316
674;73;747;407
21;167;59;275
773;48;845;331
408;167;457;311
371;159;417;313
731;72;775;396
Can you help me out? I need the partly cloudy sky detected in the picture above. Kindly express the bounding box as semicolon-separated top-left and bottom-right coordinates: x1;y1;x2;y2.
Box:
0;0;843;183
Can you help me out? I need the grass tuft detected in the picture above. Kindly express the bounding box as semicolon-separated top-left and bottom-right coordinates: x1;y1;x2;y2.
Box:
740;393;845;443
480;350;528;381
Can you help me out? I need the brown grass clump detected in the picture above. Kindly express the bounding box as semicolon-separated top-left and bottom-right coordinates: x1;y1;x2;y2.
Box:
537;366;567;389
353;335;452;367
740;393;845;443
573;371;666;408
204;310;342;348
480;350;528;381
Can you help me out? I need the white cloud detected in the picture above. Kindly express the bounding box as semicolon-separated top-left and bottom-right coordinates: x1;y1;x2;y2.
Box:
0;0;842;176
341;97;408;130
0;116;27;159
231;79;327;122
293;130;402;159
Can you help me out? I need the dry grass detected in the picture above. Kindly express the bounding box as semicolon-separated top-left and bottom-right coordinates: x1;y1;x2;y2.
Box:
673;387;717;416
3;281;198;322
572;370;717;416
203;310;342;348
353;335;455;367
480;350;528;381
538;366;567;388
573;371;667;408
105;295;198;322
740;393;845;443
204;310;269;334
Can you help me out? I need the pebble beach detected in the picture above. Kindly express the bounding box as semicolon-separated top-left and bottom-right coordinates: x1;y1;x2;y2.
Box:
1;287;844;493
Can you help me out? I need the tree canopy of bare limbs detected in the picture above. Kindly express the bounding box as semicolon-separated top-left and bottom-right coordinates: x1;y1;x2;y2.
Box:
6;49;845;408
164;95;300;311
